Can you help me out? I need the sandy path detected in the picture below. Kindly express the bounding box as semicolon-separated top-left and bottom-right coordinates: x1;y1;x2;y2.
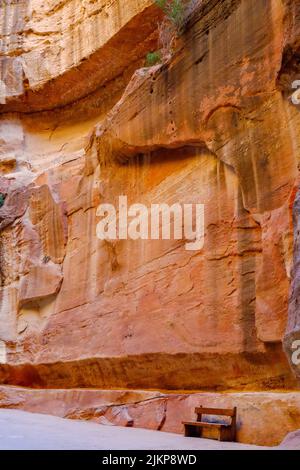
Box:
0;409;272;450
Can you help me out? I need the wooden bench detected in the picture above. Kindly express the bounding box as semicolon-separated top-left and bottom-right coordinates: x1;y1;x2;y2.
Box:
183;406;237;442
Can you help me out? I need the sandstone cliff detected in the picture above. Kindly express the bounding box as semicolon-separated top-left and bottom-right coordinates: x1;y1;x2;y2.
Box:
0;0;300;446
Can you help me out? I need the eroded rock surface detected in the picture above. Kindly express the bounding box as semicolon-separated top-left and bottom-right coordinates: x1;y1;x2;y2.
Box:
0;0;300;445
0;0;160;111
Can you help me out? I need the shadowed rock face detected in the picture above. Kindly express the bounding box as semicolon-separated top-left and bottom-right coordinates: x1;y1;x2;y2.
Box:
0;0;300;439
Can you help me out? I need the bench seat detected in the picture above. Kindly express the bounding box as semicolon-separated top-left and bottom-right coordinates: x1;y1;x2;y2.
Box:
182;421;228;429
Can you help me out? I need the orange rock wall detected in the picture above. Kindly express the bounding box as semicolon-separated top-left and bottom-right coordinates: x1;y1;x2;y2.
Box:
0;0;300;442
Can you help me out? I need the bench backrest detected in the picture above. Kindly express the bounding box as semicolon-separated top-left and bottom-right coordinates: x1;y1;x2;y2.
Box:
195;406;237;427
195;407;236;417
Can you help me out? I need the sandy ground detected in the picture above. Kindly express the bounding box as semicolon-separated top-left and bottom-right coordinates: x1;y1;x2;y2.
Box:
0;409;272;450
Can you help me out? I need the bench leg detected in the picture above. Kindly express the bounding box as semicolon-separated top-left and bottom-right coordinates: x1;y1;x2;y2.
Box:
220;427;234;442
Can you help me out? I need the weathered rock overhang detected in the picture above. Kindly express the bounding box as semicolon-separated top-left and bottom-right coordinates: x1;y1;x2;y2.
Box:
1;0;300;397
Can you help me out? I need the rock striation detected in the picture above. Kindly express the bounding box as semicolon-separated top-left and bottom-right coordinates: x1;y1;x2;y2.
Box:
0;0;300;445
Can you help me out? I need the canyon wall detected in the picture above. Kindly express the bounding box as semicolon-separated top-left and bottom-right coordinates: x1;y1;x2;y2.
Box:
0;0;300;445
